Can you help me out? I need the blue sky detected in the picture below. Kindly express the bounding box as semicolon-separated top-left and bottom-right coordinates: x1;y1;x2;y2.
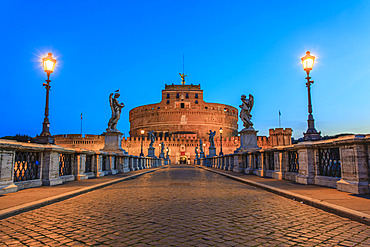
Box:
1;1;370;139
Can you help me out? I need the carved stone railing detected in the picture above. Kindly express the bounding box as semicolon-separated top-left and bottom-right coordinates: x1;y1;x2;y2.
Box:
0;140;166;195
196;135;370;194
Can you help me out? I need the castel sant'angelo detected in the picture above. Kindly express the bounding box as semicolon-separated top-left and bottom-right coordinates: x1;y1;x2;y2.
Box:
55;74;292;163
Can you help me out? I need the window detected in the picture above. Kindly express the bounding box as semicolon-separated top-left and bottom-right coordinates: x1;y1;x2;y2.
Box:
166;94;170;99
195;100;198;104
205;106;208;109
186;93;189;98
181;103;185;108
176;93;179;98
166;100;170;104
195;93;198;98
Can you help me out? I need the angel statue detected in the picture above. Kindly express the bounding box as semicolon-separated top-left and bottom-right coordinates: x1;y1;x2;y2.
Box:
199;139;204;153
207;130;216;147
240;94;254;129
149;131;156;148
160;141;165;153
107;89;125;132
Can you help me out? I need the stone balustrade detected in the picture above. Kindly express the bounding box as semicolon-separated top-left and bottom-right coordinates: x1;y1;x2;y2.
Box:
0;139;168;195
196;135;370;194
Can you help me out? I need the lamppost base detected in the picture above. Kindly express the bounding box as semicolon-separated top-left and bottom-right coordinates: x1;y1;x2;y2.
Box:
36;135;55;144
303;130;322;141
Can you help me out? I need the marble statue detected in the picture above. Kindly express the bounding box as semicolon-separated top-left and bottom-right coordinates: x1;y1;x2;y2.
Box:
160;141;165;153
199;139;204;152
107;90;125;132
240;94;254;129
207;130;216;147
195;146;199;156
149;131;155;148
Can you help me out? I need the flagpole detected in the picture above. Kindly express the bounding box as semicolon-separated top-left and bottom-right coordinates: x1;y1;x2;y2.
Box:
81;112;83;136
279;110;281;128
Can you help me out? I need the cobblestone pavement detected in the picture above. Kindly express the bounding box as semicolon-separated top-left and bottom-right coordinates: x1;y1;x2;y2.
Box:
0;166;369;246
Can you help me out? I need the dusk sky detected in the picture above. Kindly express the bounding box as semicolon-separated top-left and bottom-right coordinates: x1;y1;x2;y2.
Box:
1;1;370;139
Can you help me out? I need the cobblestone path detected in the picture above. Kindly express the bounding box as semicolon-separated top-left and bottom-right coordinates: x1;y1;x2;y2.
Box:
0;166;369;246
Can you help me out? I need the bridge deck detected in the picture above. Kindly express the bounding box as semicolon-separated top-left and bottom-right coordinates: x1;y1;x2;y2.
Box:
0;165;369;246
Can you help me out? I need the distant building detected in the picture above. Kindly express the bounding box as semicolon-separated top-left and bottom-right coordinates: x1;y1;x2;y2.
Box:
54;75;292;164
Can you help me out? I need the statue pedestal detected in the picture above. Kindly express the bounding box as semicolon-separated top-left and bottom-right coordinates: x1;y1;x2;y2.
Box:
207;147;216;158
200;152;205;159
235;128;260;153
147;147;156;158
159;152;165;158
101;131;124;152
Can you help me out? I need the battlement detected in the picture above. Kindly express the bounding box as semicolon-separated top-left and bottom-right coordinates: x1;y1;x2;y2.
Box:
268;128;293;146
164;84;201;91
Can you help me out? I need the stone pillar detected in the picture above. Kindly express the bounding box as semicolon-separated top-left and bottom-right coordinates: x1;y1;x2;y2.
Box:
272;151;283;180
296;146;315;185
42;149;63;186
0;150;18;194
228;156;234;171
244;153;252;174
122;156;130;173
95;154;105;177
255;152;265;177
233;154;244;173
337;139;369;194
111;155;118;175
77;154;88;181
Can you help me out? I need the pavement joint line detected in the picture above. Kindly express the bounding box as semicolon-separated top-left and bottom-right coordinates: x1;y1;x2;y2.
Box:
196;165;370;226
0;166;167;220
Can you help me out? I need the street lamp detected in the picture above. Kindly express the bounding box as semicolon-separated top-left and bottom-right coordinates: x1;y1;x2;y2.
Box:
140;129;145;156
301;51;321;141
37;53;57;144
219;127;223;156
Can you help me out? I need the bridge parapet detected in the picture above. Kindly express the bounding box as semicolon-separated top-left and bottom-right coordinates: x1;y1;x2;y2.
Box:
0;139;166;195
196;135;370;194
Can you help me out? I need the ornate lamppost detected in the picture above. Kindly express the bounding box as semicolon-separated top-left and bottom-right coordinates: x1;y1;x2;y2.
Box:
301;51;321;141
219;127;223;156
140;129;145;156
37;53;57;144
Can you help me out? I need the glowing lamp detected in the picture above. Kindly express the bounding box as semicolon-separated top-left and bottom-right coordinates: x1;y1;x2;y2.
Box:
301;51;315;72
219;128;223;134
140;130;145;135
42;53;57;75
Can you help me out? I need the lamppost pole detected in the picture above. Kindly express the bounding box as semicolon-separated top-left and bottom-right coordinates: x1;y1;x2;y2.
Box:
219;127;223;156
41;73;51;136
140;130;144;156
301;51;321;141
37;53;57;144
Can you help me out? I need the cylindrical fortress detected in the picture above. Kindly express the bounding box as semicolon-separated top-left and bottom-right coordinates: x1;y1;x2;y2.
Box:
129;84;238;139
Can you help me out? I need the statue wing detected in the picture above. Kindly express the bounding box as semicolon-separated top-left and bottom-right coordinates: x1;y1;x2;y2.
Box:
109;94;114;115
249;94;254;111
